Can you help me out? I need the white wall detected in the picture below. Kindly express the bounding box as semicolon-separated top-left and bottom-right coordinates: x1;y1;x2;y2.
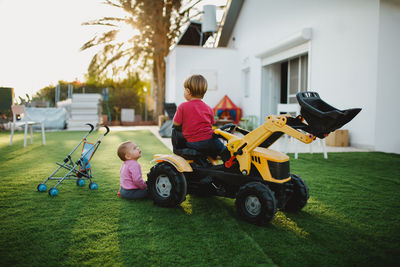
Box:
375;0;400;153
228;0;382;150
165;48;176;102
165;45;240;108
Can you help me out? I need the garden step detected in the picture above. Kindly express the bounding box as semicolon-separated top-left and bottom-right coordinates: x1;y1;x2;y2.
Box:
71;102;101;109
67;120;100;130
70;114;99;121
72;94;102;101
71;109;99;115
66;93;102;130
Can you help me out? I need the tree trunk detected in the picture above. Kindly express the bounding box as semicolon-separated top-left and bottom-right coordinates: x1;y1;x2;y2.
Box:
153;53;166;119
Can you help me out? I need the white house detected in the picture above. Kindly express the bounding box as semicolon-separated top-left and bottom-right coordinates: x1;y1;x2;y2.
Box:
165;0;400;154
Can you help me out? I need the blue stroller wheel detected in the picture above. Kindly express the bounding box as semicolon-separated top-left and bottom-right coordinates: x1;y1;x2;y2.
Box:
37;184;47;192
89;182;98;190
76;178;85;186
48;188;59;197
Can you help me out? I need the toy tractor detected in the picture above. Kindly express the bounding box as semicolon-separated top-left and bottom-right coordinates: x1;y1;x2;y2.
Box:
147;92;361;225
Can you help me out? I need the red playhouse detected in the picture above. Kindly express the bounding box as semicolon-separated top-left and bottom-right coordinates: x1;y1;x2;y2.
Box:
213;95;242;124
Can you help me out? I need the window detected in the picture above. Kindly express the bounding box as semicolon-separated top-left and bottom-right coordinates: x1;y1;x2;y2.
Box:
281;54;308;103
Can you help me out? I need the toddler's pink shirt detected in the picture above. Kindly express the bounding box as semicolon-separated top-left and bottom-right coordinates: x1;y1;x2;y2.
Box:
173;99;215;142
120;160;147;190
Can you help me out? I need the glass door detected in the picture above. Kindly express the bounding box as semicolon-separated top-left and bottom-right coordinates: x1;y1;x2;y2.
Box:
287;54;308;103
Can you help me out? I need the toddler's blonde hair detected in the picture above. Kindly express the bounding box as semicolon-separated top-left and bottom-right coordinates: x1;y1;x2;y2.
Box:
184;74;208;98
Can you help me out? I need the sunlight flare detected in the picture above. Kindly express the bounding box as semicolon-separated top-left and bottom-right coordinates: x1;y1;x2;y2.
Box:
116;24;140;43
181;195;193;215
273;212;310;238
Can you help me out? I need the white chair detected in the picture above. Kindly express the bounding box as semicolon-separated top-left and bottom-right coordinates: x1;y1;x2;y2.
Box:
9;105;46;147
277;103;327;159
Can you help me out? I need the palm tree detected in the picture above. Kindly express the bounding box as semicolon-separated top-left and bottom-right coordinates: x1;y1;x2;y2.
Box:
81;0;201;118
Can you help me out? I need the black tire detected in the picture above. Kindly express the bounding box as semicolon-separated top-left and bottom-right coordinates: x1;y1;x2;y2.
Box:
147;162;187;207
235;182;277;225
283;174;309;212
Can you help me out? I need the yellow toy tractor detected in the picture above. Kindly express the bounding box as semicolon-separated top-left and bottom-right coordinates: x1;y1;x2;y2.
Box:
147;92;361;225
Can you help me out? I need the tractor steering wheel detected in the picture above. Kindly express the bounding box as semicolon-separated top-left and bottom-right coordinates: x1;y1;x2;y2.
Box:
219;123;237;133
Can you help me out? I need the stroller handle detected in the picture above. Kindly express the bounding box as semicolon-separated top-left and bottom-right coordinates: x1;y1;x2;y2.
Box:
85;123;94;133
103;125;110;136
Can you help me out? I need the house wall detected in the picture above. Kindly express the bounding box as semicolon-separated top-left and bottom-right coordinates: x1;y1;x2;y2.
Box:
375;0;400;153
228;0;382;150
165;48;177;102
165;45;240;108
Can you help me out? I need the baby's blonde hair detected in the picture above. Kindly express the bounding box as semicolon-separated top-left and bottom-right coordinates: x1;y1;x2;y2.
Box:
184;75;208;98
117;141;132;161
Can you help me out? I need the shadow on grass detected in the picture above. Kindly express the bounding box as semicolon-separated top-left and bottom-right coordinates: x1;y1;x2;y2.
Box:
115;151;400;266
117;194;276;266
0;131;122;265
209;192;400;266
0;159;90;265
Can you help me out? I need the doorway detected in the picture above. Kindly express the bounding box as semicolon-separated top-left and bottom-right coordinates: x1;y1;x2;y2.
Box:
260;63;281;122
260;54;308;121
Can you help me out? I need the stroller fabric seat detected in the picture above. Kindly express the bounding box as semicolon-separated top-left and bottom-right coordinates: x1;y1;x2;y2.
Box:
80;141;96;171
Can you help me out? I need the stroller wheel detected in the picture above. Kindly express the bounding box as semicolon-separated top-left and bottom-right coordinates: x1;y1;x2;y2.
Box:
76;178;85;186
89;182;98;190
48;188;59;197
37;183;47;192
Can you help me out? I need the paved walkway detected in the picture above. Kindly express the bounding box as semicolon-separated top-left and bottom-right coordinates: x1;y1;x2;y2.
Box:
110;125;173;150
110;125;370;155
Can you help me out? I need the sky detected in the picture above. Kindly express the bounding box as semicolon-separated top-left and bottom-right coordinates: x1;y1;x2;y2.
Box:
0;0;127;99
0;0;227;100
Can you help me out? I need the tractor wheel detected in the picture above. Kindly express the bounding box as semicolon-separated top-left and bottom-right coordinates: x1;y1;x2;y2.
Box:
235;182;277;225
283;174;309;212
147;163;187;207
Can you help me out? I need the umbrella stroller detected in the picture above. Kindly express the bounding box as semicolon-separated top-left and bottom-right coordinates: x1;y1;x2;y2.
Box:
37;124;110;196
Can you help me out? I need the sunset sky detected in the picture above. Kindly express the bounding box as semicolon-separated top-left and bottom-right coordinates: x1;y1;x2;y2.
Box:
0;0;124;99
0;0;227;101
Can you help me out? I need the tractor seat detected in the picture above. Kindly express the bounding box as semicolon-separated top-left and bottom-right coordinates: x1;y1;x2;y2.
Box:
171;127;230;167
171;127;205;160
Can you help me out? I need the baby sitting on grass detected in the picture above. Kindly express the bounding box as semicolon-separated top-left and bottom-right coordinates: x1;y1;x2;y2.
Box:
117;141;148;199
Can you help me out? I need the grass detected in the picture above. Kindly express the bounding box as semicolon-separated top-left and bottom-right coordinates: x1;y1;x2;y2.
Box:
0;130;399;266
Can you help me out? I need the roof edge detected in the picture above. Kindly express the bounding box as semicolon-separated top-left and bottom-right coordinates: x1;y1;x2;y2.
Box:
217;0;244;47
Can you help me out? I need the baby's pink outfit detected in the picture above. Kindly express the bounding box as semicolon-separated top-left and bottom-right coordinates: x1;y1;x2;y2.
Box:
120;160;147;190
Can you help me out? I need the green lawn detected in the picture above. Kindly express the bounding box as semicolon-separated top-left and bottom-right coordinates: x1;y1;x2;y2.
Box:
0;130;399;266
